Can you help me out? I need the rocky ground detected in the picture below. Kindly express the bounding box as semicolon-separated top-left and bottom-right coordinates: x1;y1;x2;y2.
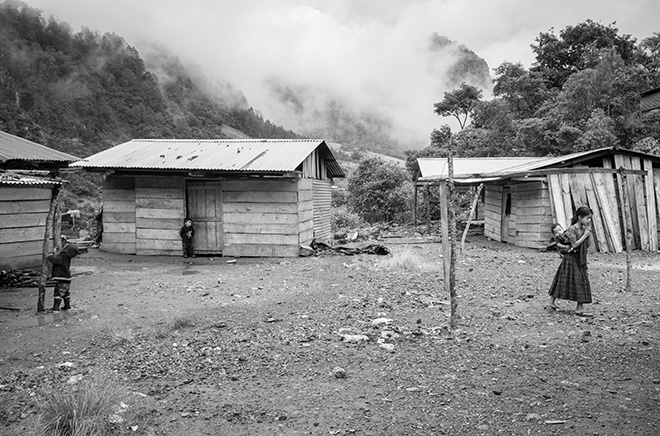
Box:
1;234;659;435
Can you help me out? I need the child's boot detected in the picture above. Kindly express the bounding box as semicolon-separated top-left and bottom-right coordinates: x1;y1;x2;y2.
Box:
62;297;71;310
51;298;61;312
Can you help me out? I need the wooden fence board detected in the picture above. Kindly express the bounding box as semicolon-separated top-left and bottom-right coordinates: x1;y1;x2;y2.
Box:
643;160;658;251
633;174;650;251
0;199;50;215
582;175;609;252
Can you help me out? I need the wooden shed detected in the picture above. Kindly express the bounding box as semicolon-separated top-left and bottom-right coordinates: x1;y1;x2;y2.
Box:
0;130;80;270
416;147;660;253
71;139;344;258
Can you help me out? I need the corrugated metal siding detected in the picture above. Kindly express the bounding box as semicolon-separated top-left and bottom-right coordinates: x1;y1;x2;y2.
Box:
72;138;344;178
0;130;79;163
313;179;332;243
0;172;61;186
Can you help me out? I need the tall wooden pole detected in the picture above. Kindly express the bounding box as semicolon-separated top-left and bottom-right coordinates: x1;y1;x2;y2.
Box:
447;152;458;330
37;184;60;313
619;168;633;292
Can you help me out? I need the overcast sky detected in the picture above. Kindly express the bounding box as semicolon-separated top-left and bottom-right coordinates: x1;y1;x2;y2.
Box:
27;0;660;147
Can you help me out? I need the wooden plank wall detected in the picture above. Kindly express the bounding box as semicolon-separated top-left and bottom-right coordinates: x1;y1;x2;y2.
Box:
135;177;185;255
223;179;301;257
299;178;314;245
546;163;659;252
103;176;136;254
0;185;53;270
312;179;332;243
483;185;503;241
511;181;554;249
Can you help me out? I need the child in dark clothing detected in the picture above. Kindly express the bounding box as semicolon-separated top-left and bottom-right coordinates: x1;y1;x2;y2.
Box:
48;236;80;311
179;218;196;258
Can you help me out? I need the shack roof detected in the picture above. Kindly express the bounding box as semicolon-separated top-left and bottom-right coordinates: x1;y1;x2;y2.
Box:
640;87;660;113
71;138;344;177
0;171;61;187
417;147;660;184
0;130;79;166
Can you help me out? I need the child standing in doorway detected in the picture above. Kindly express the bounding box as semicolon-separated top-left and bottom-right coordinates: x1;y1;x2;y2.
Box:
179;218;196;258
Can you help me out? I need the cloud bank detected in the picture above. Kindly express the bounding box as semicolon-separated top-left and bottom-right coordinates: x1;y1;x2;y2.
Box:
27;0;660;149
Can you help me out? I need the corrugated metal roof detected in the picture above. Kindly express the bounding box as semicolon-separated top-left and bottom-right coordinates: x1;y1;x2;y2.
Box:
0;171;61;186
0;130;79;163
71;138;344;177
641;87;660;112
417;157;546;180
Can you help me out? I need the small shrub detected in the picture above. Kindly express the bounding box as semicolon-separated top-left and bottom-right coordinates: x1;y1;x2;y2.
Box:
40;373;120;436
332;206;363;231
372;247;431;272
170;315;195;331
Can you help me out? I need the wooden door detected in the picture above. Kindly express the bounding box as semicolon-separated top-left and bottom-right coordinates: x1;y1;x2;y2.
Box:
501;187;511;242
186;181;223;254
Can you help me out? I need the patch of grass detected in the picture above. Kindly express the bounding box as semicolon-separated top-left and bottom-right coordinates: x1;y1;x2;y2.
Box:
169;315;196;331
40;373;122;436
372;247;432;272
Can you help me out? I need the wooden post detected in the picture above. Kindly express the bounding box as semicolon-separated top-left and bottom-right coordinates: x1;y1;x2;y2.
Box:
413;184;418;233
619;168;633;292
426;185;431;234
447;154;458;330
461;183;483;254
439;181;451;317
38;184;60;313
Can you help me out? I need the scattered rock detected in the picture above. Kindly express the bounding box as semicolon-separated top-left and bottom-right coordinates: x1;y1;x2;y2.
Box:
332;367;346;378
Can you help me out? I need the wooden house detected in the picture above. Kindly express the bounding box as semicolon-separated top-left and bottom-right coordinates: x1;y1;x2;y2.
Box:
416;147;660;253
0;131;79;270
71;139;344;258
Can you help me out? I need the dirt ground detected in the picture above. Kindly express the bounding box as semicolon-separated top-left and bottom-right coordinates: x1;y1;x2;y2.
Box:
1;235;659;435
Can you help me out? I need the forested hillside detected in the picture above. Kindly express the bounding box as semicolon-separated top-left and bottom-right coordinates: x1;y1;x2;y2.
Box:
0;0;299;159
407;20;660;172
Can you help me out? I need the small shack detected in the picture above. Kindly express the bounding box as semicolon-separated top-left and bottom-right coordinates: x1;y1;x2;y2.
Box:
0;131;80;270
71;139;344;257
416;147;660;253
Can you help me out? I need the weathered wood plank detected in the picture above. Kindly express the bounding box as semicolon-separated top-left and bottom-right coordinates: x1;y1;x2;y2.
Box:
136;239;181;250
135;197;184;210
0;253;43;271
1;212;48;228
559;174;573;224
103;189;135;201
224;233;299;245
104;222;136;233
223;191;297;204
643;160;658;251
136;249;181;256
223;179;299;192
0;187;52;201
298;190;313;202
104;212;136;223
0;227;44;244
224;212;298;224
584;175;609;252
298;209;314;223
655;169;660;249
547;174;567;229
101;243;135;254
136;228;182;240
222;202;298;214
592;173;623;252
136;208;184;219
224;222;299;234
633;174;650;251
136;218;181;230
103;232;136;244
0;199;50;215
0;240;44;258
104;201;135;213
135;187;184;199
569;174;599;252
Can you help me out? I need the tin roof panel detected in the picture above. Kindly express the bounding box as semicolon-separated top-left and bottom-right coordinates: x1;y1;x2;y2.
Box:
0;131;79;163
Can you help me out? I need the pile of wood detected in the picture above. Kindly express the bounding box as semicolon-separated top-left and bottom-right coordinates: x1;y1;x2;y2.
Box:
0;269;51;288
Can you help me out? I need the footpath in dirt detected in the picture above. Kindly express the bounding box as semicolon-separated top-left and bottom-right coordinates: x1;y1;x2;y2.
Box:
1;235;659;435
